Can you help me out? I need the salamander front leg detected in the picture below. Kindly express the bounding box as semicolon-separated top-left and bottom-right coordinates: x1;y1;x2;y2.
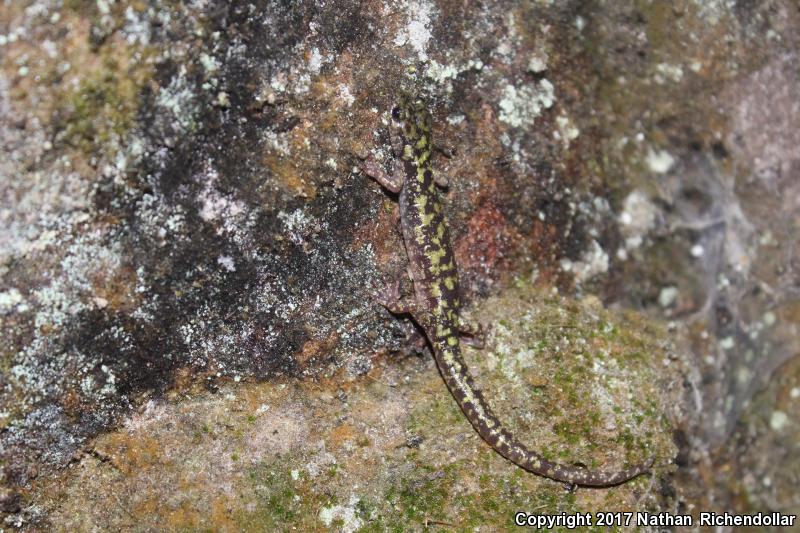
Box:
360;155;405;194
432;144;455;188
433;172;449;188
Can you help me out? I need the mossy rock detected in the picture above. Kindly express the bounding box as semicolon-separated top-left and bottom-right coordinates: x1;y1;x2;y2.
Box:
34;283;682;531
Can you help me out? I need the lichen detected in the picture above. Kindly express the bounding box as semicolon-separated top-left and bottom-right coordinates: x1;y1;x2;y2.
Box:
21;282;679;530
497;79;555;128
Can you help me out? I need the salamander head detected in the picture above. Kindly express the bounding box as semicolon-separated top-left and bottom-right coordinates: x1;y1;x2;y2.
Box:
391;94;432;158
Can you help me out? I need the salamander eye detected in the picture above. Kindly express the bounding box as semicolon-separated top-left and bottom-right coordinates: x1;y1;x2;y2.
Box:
391;106;401;121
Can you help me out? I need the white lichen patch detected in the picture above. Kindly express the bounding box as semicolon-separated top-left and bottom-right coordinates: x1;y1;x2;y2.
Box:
214;91;230;108
425;58;483;90
337;84;355;106
0;287;27;314
446;114;465;126
498;80;555;128
278;207;317;247
217;255;236;272
560;240;609;283
618;190;658;251
137;193;187;245
654;63;684;84
489;319;539;385
425;60;459;82
554;114;580;146
658;286;679;308
304;450;338;478
492;12;522;63
46;233;123;315
319;495;363;533
155;69;199;134
195;167;248;238
7;226;131;412
645;148;676;174
393;0;435;61
198;191;244;227
694;0;736;25
121;5;153;45
123;400;169;432
307;47;327;74
199;53;220;75
719;336;736;350
262;129;291;155
527;52;548;73
178;310;256;369
590;380;622;432
769;410;788;431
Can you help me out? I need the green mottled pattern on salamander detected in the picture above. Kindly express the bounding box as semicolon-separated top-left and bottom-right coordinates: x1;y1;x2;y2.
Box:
392;97;652;486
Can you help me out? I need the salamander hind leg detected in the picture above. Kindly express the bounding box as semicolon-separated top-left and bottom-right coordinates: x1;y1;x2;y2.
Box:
373;278;431;353
374;278;418;316
457;321;487;349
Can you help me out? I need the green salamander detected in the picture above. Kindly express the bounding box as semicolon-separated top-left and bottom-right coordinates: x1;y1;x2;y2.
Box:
362;95;653;487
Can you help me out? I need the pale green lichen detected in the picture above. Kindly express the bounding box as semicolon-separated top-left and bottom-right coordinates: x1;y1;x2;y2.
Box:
319;496;364;533
498;79;555;128
154;71;200;135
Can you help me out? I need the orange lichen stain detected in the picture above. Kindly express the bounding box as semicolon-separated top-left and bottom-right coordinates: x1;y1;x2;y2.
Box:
316;365;365;396
131;496;161;525
90;264;140;313
164;501;202;531
240;379;293;414
309;87;344;134
95;433;164;476
122;457;241;531
209;494;240;532
262;152;317;199
61;389;82;418
308;54;356;127
329;423;358;450
167;366;220;398
779;300;800;325
295;332;339;370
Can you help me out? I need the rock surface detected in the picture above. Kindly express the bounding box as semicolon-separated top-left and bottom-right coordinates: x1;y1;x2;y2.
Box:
25;286;683;531
1;0;798;530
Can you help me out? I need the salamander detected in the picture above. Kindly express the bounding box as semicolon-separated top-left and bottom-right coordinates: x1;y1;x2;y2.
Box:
362;94;653;486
